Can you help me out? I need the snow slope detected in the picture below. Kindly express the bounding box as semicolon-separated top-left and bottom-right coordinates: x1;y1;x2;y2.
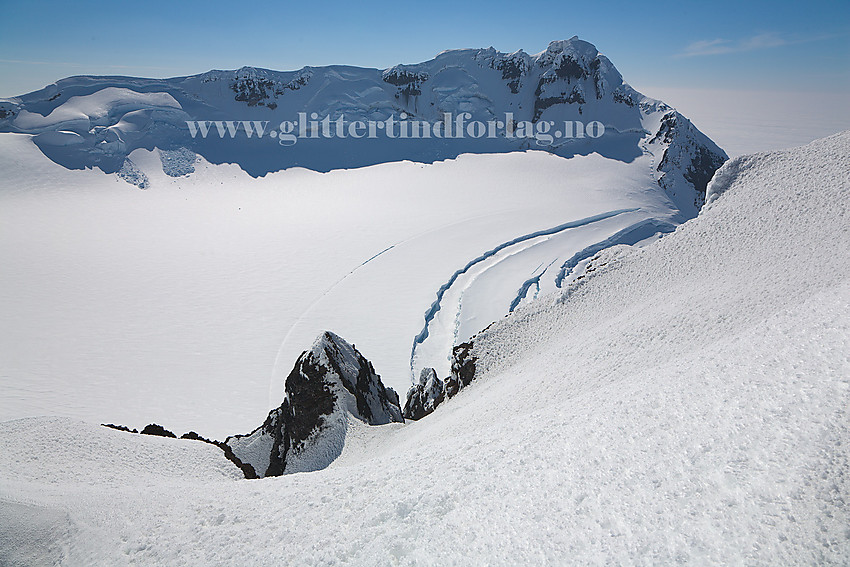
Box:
1;132;847;566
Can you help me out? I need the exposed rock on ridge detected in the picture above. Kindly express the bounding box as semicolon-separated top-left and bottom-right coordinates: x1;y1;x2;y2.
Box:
225;332;403;477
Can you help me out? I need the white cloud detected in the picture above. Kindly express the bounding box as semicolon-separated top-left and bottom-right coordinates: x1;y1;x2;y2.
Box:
677;32;831;58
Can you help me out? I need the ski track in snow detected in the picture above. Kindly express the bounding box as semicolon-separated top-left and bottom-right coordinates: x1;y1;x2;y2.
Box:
269;243;400;407
270;244;397;403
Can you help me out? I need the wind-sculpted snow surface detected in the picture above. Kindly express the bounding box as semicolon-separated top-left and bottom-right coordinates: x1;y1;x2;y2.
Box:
1;132;846;565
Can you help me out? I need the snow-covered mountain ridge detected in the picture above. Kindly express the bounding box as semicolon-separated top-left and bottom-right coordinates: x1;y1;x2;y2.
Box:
0;37;725;215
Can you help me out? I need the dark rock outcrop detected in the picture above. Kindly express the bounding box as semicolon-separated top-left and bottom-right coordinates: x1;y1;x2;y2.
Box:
450;341;477;392
444;340;478;399
225;331;403;478
140;423;177;438
382;67;429;97
403;367;445;420
97;332;400;480
227;66;311;107
487;52;529;94
649;111;728;210
406;341;479;418
101;423;137;433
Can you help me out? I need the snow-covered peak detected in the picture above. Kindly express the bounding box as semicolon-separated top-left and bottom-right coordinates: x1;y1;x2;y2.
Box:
539;36;598;60
297;330;403;428
311;330;346;354
534;36;604;77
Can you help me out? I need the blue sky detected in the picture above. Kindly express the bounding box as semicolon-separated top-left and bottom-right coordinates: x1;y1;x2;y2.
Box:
0;0;847;97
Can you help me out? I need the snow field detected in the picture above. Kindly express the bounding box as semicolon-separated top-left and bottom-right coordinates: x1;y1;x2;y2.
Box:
0;133;682;439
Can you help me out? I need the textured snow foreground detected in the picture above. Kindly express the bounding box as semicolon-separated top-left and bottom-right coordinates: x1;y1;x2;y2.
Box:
2;132;849;565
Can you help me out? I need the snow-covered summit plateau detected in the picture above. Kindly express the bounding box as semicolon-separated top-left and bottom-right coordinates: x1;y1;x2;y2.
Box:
1;131;847;565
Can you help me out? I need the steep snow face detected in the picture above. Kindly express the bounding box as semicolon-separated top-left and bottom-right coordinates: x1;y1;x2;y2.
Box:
470;131;850;383
226;332;402;477
0;133;846;566
0;37;725;212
